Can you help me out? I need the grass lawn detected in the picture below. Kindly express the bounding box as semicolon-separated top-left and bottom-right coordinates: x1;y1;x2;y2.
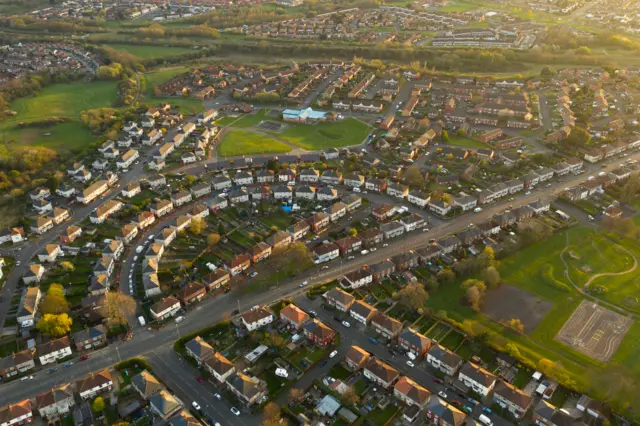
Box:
328;364;351;381
215;116;242;126
276;118;371;150
103;44;195;59
426;322;450;340
229;109;270;128
217;129;292;157
260;212;293;230
512;366;534;389
440;330;465;351
262;369;289;395
446;136;487;149
438;0;480;12
367;406;400;426
0;121;94;155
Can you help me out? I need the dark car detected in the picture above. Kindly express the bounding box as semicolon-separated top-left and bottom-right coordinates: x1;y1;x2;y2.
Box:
433;378;444;385
319;359;328;367
333;316;341;322
231;309;239;315
79;355;90;361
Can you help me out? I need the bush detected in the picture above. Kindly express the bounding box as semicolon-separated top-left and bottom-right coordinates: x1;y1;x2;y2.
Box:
173;321;231;351
114;358;152;372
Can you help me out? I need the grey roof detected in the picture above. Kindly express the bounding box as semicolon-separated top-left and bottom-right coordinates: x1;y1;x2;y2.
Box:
428;344;462;368
425;398;466;426
72;325;106;343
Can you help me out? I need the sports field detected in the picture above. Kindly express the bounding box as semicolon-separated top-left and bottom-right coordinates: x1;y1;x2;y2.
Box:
446;135;487;150
217;129;292;157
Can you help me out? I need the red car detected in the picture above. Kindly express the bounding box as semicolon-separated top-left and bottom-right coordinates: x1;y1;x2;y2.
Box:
433;378;444;384
451;400;461;406
79;355;90;361
196;377;205;384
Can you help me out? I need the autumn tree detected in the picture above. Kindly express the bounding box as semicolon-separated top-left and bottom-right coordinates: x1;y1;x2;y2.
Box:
397;282;429;311
620;173;640;204
266;332;286;350
465;286;483;312
289;388;305;404
482;266;501;289
37;313;73;337
349;228;358;236
60;261;74;273
437;269;456;285
189;217;206;235
261;402;284;426
99;293;136;328
92;396;105;414
207;233;221;246
185;175;196;186
341;386;360;406
41;284;69;315
401;166;424;187
504;318;525;334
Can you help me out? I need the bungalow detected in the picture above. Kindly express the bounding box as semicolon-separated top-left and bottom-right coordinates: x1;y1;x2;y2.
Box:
35;384;75;421
17;287;41;327
371;312;403;340
394;376;432;408
185;336;214;365
427;344;463;376
280;304;310;329
381;221;405;239
76;369;113;400
241;307;274;331
132;371;165;400
324;288;355;312
225;254;251;276
204;353;235;384
363;359;400;389
73;325;107;351
345;345;371;371
171;191;192;207
313;242;340;263
458;362;497;396
225;372;267;406
303;319;336;348
493;380;533;419
342;267;373;289
150;297;181;321
202;269;230;291
37;336;72;365
178;282;206;306
399;328;431;358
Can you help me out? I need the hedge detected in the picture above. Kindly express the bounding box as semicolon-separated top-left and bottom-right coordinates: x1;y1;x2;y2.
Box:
173;321;231;352
114;357;152;372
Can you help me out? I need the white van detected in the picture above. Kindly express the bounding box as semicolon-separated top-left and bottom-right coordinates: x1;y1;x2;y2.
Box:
138;316;146;327
175;316;185;324
479;414;493;426
353;187;361;193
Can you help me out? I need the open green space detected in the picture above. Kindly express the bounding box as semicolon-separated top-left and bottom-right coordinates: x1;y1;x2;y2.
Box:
217;129;292;157
446;136;487;149
0;122;94;156
276;118;371;150
437;0;480;12
229;109;271;128
103;44;195;59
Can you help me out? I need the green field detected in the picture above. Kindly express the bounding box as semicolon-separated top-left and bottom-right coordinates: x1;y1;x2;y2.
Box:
446;136;488;149
103;44;195;59
139;67;204;114
277;117;371;150
217;129;292;157
229;109;271;128
438;0;480;12
0;122;94;155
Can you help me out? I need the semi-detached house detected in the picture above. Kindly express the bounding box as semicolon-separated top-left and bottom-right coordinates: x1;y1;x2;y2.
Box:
76;369;113;400
341;267;372;289
458;362;497;396
204;353;235;384
77;180;109;204
241;308;274;331
393;376;432;408
35;384;74;421
117;149;139;169
0;399;33;426
370;312;403;340
323;288;355;312
37;336;72;365
427;344;462;376
150;297;181;321
363;359;399;389
493;381;533;418
313;242;339;263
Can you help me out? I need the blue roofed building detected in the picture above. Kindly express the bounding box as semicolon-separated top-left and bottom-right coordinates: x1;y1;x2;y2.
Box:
282;108;328;123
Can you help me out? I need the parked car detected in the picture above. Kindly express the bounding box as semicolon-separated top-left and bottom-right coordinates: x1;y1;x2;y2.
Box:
329;350;338;358
341;321;351;328
231;407;241;416
192;402;201;411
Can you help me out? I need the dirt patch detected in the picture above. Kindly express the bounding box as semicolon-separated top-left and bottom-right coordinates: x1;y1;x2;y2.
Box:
555;300;631;362
482;285;553;334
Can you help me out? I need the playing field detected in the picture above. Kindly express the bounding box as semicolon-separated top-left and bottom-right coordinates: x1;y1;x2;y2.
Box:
446;136;487;150
217;129;292;157
275;118;371;150
103;44;195;59
555;300;632;362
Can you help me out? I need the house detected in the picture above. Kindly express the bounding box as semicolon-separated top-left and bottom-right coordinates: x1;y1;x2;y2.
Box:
342;267;373;289
150;391;182;420
148;174;167;189
359;228;384;248
117;149;140;170
273;185;293;200
298;169;319;183
289;220;310;241
76;369;113;399
335;236;362;255
533;400;583;426
151;200;174;217
33;198;53;215
342;194;362;212
17;287;41;328
150;297;181;321
29;187;50;201
256;170;276;184
122;183;142;199
343;174;364;188
156;227;177;247
225;254;251;276
241;307;274;331
51;207;70;225
31;216;54;235
202;269;230;291
425;398;467;426
119;223;139;245
428;199;452;216
250;242;272;263
371;312;403;340
399;328;431;358
93;255;115;277
303;319;336;347
320;170;343;185
191;182;212;199
401;214;426;232
171;191;192;207
0;350;35;379
132;371;165;399
308;212;330;233
317;187;338;201
493;380;533;418
22;265;45;285
229;189;249;204
369;260;396;282
38;244;62;263
225;372;267;406
363;359;400;389
328;202;348;222
323;288;355;312
349;300;378;325
387;183;409;199
365;178;388;193
137;212;156;230
204;352;235;383
233;171;253;186
408;191;430;208
35;384;75;421
143;273;161;298
437;236;462;254
213;176;232;191
90;200;124;224
381;221;405;239
60;225;82;244
313;242;340;263
427;344;462;376
267;231;292;250
453;195;477;212
189;204;209;220
185;336;214;365
394;376;432;408
458;362;497;396
0;399;33;426
345;345;370;370
178;282;206;306
73;325;107;351
280;304;310;328
278;169;297;183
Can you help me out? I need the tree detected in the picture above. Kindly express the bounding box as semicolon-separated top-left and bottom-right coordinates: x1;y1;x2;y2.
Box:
99;293;136;328
189;217;206;235
185;175;196;185
266;332;286;350
207;233;221;246
37;313;73;337
565;126;591;148
620;173;640;203
41;284;69;315
465;286;483;312
437;269;456;285
397;283;429;311
349;228;358;236
289;388;305;404
341;387;360;406
482;266;501;289
91;397;105;414
60;261;74;273
482;246;495;265
441;129;449;143
261;402;282;426
461;279;486;293
401;166;424;186
504;318;525;334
